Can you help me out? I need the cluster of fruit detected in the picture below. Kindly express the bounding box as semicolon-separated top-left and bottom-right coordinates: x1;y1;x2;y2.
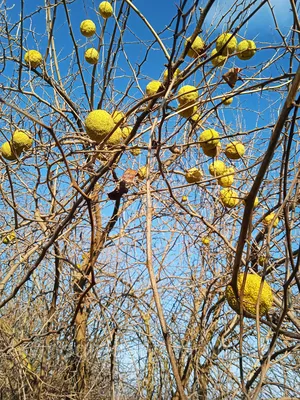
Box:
23;2;113;69
0;130;33;161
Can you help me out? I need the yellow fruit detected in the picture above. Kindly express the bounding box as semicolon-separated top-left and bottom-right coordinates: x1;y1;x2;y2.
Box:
185;36;205;58
2;231;16;244
201;236;210;246
182;195;188;202
218;167;235;187
263;213;279;228
137;166;147;180
220;188;239;208
242;196;259;208
211;48;226;67
226;273;273;317
146;80;162;96
190;113;201;123
199;129;220;150
0;141;21;160
122;126;132;139
130;147;141;156
222;97;233;105
163;68;180;80
202;143;221;157
112;111;125;124
85;110;115;143
178;103;197;118
209;160;226;177
216;33;237;56
24;50;43;68
106;127;123;146
84;48;99;64
225;141;245;159
80;20;96;37
178;85;198;105
12;130;33;152
185;167;203;184
99;1;113;18
237;40;256;60
258;256;267;267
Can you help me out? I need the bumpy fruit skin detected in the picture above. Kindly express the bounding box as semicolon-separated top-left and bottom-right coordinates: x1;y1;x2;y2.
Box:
216;33;237;55
146;81;162;96
106;127;123;145
122;126;132;139
211;48;226;67
112;111;125;124
130;147;141;156
185;167;203;184
242;196;259;208
237;40;256;60
199;129;220;150
137;166;147;180
163;68;180;80
225;141;245;159
178;85;198;104
263;213;279;228
0;142;21;160
201;236;210;246
85;110;115;143
2;231;16;244
85;48;99;64
220;188;239;208
80;20;96;37
203;143;221;157
178;104;197;118
222;97;233;105
218;167;235;187
185;36;205;58
209;160;226;177
24;50;43;68
99;1;113;18
226;273;273;317
12;130;33;152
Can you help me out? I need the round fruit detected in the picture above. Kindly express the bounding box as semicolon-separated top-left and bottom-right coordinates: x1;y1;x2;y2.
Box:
0;141;21;160
263;213;279;228
211;48;226;67
178;104;197;118
242;196;259;208
182;195;188;202
222;97;233;105
2;231;16;244
137;166;147;180
218;167;235;188
80;20;96;37
220;188;239;208
112;111;125;124
216;33;237;56
226;273;273;317
199;129;220;150
201;236;210;246
99;1;113;18
185;167;203;184
185;36;205;58
225;141;245;159
122;126;132;139
24;50;43;68
12;130;33;152
84;48;99;64
237;40;256;60
85;110;115;143
178;85;198;105
209;160;226;177
163;68;180;80
190;113;201;123
106;127;123;145
202;143;221;157
146;81;162;96
130;147;141;156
